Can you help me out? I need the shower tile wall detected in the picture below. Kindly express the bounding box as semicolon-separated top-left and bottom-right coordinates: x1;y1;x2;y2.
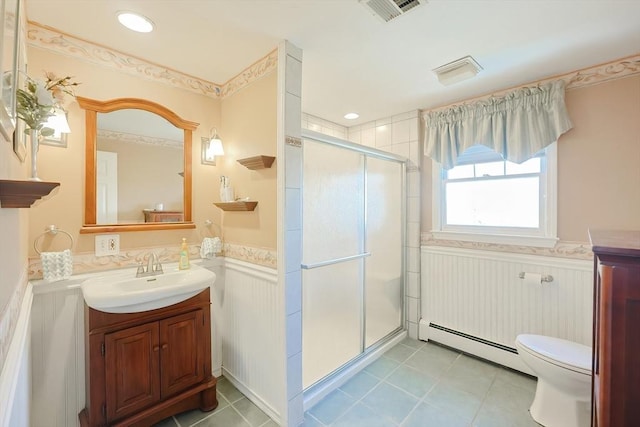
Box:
301;111;422;339
283;41;305;427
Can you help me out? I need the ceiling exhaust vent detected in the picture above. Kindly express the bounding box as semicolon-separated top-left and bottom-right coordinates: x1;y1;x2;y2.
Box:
433;56;483;86
360;0;424;22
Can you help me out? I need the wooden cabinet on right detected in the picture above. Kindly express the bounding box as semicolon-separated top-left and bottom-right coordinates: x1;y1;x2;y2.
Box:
589;230;640;427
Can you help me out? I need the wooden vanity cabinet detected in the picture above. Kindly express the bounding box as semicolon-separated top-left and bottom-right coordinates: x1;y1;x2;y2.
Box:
79;289;217;427
589;230;640;427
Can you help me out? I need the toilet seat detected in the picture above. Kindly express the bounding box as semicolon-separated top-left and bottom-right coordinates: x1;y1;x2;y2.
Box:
516;334;591;376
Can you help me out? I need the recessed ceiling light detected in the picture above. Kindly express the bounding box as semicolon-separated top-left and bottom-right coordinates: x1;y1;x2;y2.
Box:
117;11;154;33
344;113;359;120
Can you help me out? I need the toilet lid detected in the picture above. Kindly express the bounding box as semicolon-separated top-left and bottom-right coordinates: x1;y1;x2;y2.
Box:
516;334;592;375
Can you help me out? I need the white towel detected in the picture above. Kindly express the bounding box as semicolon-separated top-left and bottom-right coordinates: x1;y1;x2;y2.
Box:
41;249;73;282
200;237;222;259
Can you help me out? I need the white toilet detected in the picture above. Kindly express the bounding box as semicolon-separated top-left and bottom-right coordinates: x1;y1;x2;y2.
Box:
515;334;592;427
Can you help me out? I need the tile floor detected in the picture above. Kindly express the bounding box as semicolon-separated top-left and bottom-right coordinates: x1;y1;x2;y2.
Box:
157;338;539;427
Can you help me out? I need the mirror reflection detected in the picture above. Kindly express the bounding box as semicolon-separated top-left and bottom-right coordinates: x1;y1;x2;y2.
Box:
96;109;184;224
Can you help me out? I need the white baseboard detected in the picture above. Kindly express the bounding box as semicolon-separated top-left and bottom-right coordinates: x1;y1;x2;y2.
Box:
221;368;282;426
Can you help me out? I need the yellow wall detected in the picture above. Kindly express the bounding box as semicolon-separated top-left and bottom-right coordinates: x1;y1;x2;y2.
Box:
421;74;640;243
27;45;278;257
218;71;278;249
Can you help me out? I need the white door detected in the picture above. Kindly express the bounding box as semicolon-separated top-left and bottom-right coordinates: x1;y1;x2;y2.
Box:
97;150;118;224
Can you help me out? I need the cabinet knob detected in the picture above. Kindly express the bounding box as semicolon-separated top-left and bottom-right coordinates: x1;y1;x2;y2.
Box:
161;343;168;350
153;346;160;352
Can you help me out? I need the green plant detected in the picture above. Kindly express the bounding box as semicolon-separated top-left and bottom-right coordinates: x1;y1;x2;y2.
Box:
15;72;78;136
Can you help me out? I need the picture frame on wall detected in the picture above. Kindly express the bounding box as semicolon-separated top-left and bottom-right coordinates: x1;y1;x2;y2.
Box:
12;12;26;161
0;0;21;142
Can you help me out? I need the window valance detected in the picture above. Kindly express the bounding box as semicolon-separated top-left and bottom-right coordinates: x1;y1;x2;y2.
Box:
423;80;573;169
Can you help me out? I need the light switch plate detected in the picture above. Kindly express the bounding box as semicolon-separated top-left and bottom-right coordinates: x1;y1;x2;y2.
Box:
95;234;120;256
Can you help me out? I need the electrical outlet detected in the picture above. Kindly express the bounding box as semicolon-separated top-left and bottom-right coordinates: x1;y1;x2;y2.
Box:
95;234;120;256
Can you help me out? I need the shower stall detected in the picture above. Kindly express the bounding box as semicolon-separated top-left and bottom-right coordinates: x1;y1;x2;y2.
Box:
301;130;406;392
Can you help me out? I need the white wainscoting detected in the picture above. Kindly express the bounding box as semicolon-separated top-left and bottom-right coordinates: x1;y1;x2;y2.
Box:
420;246;593;374
221;258;283;424
30;279;85;427
0;283;33;427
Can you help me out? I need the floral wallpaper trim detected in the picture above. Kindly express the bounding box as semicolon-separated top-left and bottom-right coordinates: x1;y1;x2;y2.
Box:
27;22;277;100
219;49;278;99
426;54;640;114
0;266;28;373
221;243;277;269
566;56;640;89
421;232;593;261
97;129;182;149
27;22;221;98
27;242;276;280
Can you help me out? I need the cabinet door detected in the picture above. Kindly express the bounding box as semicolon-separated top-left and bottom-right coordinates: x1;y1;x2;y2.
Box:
598;263;640;426
105;322;160;422
160;310;205;398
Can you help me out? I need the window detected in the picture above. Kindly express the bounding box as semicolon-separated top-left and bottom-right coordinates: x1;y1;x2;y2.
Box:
432;144;558;247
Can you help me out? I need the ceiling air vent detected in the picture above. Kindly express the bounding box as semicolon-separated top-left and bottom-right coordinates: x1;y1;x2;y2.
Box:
433;56;483;86
360;0;424;22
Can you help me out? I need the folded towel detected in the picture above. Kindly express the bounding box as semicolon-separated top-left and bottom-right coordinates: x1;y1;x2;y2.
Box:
41;249;73;282
200;237;222;259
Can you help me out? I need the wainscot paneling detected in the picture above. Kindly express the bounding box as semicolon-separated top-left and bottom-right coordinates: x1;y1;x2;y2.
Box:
420;246;593;374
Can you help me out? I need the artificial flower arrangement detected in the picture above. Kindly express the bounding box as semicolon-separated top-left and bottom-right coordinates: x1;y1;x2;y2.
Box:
15;72;79;136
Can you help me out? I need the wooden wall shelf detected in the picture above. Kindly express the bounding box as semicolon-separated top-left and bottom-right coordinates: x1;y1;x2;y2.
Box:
0;180;60;208
237;156;275;170
213;201;258;211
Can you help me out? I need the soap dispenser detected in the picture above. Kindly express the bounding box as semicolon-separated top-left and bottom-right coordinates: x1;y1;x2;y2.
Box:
179;238;190;270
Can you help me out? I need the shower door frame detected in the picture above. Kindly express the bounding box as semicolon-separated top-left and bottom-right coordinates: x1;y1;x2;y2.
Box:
300;129;408;393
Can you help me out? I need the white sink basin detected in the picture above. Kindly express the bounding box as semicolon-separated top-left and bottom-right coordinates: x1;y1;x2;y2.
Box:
80;264;216;313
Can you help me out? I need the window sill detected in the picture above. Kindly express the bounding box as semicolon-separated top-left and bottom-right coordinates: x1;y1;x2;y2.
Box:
430;231;559;248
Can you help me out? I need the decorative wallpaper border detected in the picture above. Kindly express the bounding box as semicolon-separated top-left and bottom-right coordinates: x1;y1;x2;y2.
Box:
26;22;277;100
97;129;182;150
427;54;640;114
421;232;593;261
27;242;276;280
565;56;640;90
221;243;277;269
219;50;278;99
0;266;28;372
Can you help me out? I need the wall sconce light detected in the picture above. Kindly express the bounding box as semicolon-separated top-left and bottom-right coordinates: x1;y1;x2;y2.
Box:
40;107;71;148
46;108;71;133
201;128;224;165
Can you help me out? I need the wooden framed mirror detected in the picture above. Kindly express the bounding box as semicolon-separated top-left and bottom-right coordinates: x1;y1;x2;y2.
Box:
78;97;198;233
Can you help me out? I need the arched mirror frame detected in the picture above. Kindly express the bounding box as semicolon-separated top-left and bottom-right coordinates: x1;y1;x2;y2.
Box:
77;97;198;233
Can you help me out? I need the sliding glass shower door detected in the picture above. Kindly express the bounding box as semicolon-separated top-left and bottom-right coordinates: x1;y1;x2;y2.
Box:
302;135;404;389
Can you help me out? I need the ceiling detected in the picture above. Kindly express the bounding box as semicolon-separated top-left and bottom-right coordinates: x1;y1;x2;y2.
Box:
26;0;640;127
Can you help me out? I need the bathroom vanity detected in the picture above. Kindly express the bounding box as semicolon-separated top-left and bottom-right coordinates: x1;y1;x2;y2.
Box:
590;230;640;427
79;288;217;426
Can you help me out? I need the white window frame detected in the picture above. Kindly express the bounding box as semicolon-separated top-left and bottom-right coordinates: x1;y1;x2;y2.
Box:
431;143;558;248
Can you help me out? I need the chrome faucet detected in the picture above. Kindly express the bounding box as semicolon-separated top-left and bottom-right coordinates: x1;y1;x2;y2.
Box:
136;253;164;278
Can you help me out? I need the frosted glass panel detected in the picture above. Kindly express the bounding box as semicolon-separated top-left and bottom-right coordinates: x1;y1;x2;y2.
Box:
302;140;364;264
365;158;403;347
302;259;362;388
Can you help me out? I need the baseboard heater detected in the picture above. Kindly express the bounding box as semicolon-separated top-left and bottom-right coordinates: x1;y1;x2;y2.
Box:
429;323;518;353
419;319;534;376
